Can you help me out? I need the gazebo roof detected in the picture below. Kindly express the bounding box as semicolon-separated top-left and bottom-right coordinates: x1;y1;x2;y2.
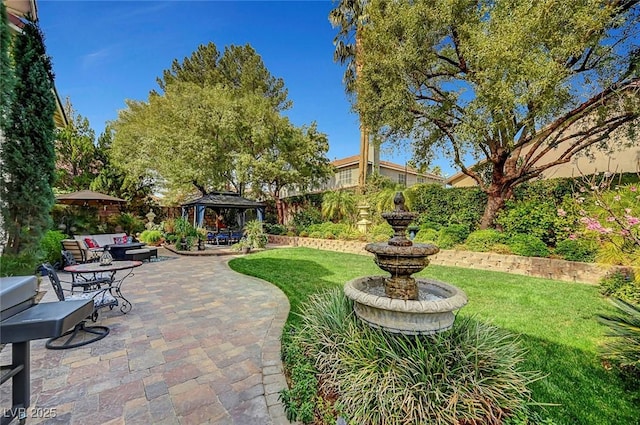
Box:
181;192;265;209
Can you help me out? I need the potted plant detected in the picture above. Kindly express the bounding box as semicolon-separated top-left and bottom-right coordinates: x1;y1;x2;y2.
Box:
232;239;252;255
243;220;268;250
231;220;268;254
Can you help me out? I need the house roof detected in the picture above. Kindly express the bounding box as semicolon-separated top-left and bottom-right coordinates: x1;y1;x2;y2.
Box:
5;0;37;20
331;154;443;180
181;192;265;209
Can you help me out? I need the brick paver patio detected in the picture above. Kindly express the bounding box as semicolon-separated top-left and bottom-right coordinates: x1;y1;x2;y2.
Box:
1;248;291;425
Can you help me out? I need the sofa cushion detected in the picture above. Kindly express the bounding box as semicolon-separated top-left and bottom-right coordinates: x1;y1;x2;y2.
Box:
84;237;99;248
113;235;129;244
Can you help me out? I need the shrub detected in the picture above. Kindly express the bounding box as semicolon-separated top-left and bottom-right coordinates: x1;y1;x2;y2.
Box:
599;269;640;305
139;229;163;245
436;224;470;249
291;207;323;230
465;229;507;252
413;228;438;243
162;218;176;234
0;249;40;277
280;326;318;424
598;298;640;374
308;231;323;239
416;219;442;231
368;222;393;240
265;223;287;235
492;243;513;255
554;239;597;262
412;184;486;229
298;230;309;237
497;187;575;245
287;289;539;425
174;217;198;238
595;241;640;266
508;234;550;258
39;230;68;266
371;234;389;242
243;220;268;249
338;230;361;241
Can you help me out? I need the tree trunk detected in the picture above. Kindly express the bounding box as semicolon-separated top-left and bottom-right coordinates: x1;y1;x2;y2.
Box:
357;126;368;191
355;27;368;193
479;190;506;229
480;177;514;229
275;197;284;225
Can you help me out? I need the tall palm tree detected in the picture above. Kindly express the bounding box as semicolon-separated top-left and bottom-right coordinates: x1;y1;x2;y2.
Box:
329;0;369;193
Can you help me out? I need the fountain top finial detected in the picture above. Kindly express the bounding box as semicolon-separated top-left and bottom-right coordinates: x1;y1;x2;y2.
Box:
393;192;406;212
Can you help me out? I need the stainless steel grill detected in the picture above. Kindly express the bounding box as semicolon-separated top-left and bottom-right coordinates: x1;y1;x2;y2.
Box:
1;276;93;425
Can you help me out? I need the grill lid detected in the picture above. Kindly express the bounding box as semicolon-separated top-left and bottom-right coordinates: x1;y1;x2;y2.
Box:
0;276;37;321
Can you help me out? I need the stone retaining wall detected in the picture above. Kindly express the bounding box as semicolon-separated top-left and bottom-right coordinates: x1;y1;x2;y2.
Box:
268;235;611;285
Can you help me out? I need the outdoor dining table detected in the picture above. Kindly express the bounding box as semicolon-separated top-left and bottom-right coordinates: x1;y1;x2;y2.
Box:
64;260;142;314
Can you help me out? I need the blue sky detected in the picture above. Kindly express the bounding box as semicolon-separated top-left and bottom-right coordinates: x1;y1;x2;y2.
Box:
37;0;452;174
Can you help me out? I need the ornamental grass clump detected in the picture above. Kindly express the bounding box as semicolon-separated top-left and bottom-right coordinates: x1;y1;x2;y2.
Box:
598;298;640;373
291;289;540;425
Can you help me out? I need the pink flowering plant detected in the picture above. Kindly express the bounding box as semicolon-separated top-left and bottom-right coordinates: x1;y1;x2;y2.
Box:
571;174;640;265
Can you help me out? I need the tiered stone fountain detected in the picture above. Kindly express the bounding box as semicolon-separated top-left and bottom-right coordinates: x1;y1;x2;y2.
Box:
344;192;468;335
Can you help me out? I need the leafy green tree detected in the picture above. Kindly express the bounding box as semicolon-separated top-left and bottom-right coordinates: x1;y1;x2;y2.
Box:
157;43;291;112
111;42;327;205
1;15;57;254
249;121;334;224
356;0;640;229
91;126;154;217
111;82;244;196
55;98;101;190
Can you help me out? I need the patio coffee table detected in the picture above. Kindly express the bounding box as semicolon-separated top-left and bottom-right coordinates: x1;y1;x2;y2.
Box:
105;242;145;260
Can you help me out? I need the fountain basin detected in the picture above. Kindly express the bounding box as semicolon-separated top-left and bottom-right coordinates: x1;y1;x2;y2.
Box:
344;276;468;335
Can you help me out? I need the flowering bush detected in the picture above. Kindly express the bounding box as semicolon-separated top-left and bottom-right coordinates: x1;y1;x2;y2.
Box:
570;175;640;266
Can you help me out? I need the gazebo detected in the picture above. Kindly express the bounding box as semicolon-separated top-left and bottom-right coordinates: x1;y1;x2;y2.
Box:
181;191;266;229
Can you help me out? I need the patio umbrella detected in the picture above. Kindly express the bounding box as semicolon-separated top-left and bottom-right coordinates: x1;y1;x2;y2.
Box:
56;190;126;207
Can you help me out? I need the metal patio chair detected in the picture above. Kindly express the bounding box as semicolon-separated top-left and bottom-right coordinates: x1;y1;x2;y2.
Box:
41;263;118;349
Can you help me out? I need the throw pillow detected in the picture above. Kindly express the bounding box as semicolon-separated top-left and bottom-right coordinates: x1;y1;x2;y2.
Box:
113;236;128;245
84;238;99;248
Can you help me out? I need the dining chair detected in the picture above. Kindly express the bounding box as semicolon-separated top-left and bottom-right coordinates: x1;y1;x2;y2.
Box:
41;263;118;349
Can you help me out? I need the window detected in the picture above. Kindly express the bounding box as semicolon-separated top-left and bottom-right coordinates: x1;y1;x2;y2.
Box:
398;173;407;186
417;176;426;184
338;169;353;187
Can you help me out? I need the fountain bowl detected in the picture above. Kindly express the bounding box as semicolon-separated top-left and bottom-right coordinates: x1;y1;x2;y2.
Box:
344;276;468;335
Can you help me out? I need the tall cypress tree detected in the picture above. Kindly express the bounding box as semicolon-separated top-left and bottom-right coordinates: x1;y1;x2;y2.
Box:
0;2;14;131
1;14;56;254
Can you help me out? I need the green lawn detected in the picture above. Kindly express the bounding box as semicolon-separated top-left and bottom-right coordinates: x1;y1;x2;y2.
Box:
229;247;639;425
